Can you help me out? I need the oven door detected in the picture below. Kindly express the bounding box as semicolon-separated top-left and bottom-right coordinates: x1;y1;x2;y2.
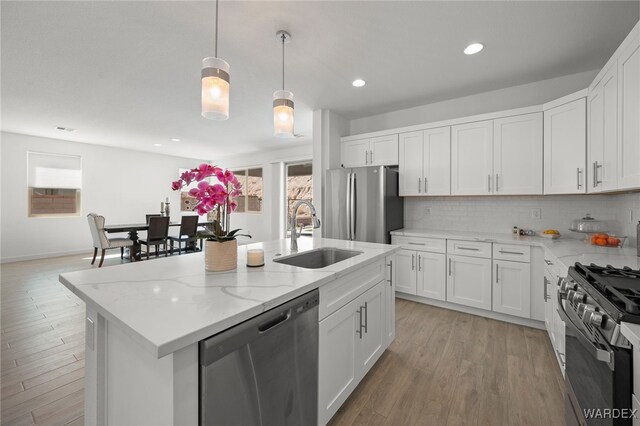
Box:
557;293;632;426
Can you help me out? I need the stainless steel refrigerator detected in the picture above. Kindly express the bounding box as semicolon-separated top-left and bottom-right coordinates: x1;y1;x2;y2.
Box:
324;166;403;244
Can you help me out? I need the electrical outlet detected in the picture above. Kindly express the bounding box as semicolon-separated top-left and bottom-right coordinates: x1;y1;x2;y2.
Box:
531;208;542;219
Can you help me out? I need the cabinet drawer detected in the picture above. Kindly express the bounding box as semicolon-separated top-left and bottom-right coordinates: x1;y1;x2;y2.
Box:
493;244;531;262
391;236;446;253
447;240;491;258
319;259;385;320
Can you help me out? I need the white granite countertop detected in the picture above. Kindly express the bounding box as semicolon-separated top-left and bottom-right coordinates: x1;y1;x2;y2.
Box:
391;228;640;269
59;238;398;358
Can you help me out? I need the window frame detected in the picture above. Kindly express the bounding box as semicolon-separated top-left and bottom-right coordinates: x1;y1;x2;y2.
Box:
231;167;263;214
27;151;82;218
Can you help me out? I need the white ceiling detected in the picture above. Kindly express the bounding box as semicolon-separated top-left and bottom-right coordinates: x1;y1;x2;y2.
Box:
2;1;638;160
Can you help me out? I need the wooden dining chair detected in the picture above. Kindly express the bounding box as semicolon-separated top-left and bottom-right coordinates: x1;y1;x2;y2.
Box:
169;215;199;255
145;214;161;224
139;216;170;259
87;213;134;267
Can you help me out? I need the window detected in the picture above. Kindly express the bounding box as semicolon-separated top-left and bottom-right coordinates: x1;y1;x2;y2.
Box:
28;152;82;217
285;162;313;238
231;168;263;213
178;168;198;212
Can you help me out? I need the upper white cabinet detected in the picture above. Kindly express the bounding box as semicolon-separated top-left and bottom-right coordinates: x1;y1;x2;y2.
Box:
341;135;398;168
588;65;618;192
543;98;587;194
398;127;451;196
451;120;493;195
493;113;543;194
618;31;640;189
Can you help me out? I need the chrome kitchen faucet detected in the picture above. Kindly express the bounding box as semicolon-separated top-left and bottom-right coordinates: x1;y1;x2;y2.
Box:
290;200;321;252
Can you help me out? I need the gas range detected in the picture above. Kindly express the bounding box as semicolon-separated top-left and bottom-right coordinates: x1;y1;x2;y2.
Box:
562;263;638;348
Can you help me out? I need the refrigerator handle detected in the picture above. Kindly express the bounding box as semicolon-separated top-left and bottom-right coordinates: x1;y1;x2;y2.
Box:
351;172;357;240
346;172;352;240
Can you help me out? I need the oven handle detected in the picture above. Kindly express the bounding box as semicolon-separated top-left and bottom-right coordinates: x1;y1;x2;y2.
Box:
556;292;614;369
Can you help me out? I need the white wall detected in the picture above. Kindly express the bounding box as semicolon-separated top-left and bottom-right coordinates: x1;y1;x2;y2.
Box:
0;132;206;262
349;70;598;135
404;193;640;248
216;143;313;243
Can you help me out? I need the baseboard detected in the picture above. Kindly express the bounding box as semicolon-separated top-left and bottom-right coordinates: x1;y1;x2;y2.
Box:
1;248;93;264
396;292;546;330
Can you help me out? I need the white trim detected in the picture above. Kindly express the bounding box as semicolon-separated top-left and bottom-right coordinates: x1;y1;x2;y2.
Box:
341;105;543;142
1;248;92;264
396;292;545;330
542;88;588;110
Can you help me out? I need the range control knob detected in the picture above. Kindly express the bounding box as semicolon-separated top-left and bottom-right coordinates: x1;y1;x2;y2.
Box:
576;303;587;317
571;291;587;304
560;279;576;294
581;305;595;321
589;311;605;327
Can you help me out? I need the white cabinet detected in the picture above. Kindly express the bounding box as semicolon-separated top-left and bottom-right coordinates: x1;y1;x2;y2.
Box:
451;120;493;195
398;128;451;196
493;260;531;319
341;135;399;168
417;252;446;301
618;33;640;189
543;98;587;194
385;255;396;346
446;254;492;310
318;280;387;425
395;249;417;295
543;259;566;375
493;113;543;195
588;65;618;192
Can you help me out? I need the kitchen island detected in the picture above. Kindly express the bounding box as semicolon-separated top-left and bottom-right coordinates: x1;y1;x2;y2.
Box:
59;238;399;426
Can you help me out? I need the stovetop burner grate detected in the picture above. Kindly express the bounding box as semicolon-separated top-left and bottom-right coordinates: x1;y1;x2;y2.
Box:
573;263;640;318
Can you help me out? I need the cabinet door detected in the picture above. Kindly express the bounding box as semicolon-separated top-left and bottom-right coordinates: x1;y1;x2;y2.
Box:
451;120;493;195
618;37;640;189
543;98;587;194
341;139;370;168
543;270;556;347
446;254;492;310
370;135;399;166
395;249;417;295
398;131;423;196
493;260;531;318
493;113;543;195
358;281;385;376
318;297;360;426
588;80;605;193
423;127;451;195
385;255;396;346
417;251;446;301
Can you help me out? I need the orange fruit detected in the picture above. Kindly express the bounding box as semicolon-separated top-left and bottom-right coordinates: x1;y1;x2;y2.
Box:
591;235;599;244
596;238;608;246
608;237;621;247
594;233;609;239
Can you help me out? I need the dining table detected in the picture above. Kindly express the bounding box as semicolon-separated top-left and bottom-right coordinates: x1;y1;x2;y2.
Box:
104;221;214;261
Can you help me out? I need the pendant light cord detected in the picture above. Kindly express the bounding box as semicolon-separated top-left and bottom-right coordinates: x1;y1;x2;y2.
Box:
281;33;285;91
214;0;219;58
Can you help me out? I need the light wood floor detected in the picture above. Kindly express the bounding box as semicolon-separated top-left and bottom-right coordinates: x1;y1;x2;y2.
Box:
1;253;565;426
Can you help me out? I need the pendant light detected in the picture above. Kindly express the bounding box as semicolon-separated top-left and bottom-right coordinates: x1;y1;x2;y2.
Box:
201;0;230;120
273;30;294;137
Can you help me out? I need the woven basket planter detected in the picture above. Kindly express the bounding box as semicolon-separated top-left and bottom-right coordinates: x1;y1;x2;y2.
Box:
204;239;238;272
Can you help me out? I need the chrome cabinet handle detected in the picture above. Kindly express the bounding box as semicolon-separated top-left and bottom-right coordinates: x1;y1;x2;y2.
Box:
488;174;491;192
499;250;524;255
424;177;428;194
365;151;369;165
495;264;499;283
370;150;374;164
408;242;426;246
495;174;499;192
594;161;602;186
557;350;566;367
363;302;368;334
448;258;452;276
387;261;393;286
356;307;363;339
418;255;422;271
544;259;553;265
543;276;548;301
577;168;583;189
412;254;415;270
458;246;480;251
418;177;422;193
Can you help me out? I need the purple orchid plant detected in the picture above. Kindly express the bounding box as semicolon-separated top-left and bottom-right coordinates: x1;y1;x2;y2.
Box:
171;164;250;242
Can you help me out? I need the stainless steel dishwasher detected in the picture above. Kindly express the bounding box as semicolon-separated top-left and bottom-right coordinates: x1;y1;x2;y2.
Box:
199;289;319;426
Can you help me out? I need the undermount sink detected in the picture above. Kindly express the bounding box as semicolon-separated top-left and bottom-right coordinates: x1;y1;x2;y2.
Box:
273;247;363;269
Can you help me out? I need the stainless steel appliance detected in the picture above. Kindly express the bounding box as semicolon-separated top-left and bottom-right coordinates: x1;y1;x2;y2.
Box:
558;263;635;426
199;289;319;426
325;166;403;244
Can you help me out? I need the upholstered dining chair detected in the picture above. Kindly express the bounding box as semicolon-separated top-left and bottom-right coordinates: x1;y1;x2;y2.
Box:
139;216;170;259
87;213;134;267
169;215;199;255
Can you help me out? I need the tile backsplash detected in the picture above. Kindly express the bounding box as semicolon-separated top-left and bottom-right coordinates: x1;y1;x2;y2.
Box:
404;193;640;248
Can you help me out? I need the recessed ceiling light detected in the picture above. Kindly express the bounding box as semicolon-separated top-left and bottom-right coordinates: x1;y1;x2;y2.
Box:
352;79;366;88
153;143;162;147
170;138;181;142
464;43;484;55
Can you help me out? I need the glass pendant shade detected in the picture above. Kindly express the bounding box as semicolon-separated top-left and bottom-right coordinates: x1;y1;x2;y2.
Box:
273;90;294;137
201;57;230;120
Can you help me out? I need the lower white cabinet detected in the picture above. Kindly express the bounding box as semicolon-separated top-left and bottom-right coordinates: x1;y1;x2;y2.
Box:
395;249;417;294
543;259;566;375
446;254;492;310
318;278;389;425
417;252;446;301
493;260;531;318
385;255;396;345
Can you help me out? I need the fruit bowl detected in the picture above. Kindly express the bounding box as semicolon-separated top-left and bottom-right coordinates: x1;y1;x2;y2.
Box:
589;233;627;248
